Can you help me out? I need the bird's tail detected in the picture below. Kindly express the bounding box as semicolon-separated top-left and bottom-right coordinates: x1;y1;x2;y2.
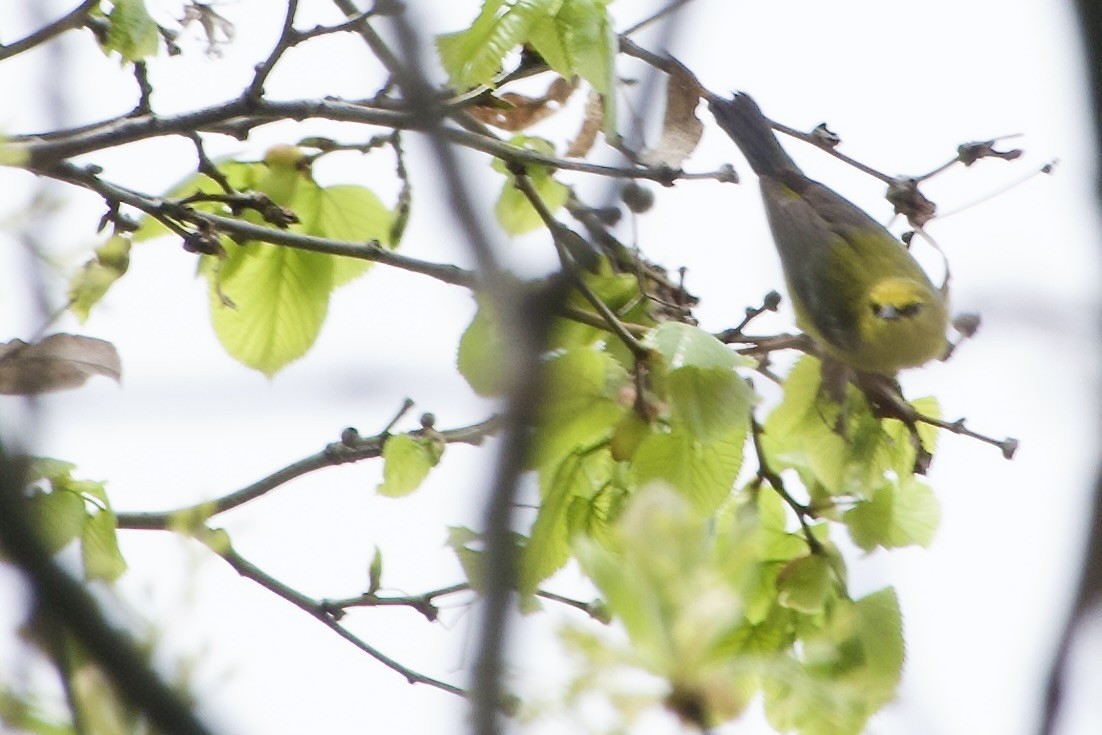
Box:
709;93;801;178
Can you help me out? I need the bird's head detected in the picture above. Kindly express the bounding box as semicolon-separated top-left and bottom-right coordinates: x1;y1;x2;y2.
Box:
854;277;948;373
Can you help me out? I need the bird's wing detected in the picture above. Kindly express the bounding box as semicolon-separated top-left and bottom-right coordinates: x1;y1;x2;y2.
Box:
760;178;865;352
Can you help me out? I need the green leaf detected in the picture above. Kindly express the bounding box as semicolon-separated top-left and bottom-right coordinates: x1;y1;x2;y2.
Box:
574;489;692;672
762;589;904;735
0;687;72;735
447;526;485;592
776;555;833;614
136;151;396;374
27;488;86;555
457;300;506;396
849;587;904;694
495;170;569;235
521;449;612;593
763;356;915;499
521;464;577;594
844;477;940;551
755;489;811;562
22;462;128;582
881;394;941;475
436;0;564;89
447;526;524;595
666;366;751;441
26;457;77;484
552;0;615;95
307;184;394;286
715;604;794;660
762;355;823;437
69;235;132;322
531;346;628;469
493;137;569;235
81;509;127;582
367;547;383;595
377;434;444;497
207;243;333;376
103;0;159;63
526;14;572;75
646;321;741;371
631;426;745;515
644;323;752;441
576;485;747;685
565;479;628;550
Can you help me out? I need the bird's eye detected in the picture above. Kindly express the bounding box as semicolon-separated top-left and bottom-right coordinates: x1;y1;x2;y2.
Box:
871;302;923;320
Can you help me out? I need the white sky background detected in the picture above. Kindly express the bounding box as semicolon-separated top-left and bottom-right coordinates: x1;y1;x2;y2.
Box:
0;0;1100;734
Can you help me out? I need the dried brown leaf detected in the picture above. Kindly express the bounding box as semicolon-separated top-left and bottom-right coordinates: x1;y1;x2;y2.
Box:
0;334;122;395
640;61;704;168
566;89;604;158
468;77;577;132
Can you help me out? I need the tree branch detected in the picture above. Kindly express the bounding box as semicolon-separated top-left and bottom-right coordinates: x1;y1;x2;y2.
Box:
116;415;502;530
37;160;479;289
324;583;470;623
508;165;649;360
0;0;98;61
245;0;300;102
195;528;465;698
12;94;714;184
749;416;824;556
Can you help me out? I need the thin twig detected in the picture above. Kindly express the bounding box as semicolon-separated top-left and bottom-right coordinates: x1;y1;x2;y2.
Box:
116;415;503;530
12;94;724;184
246;0;300;102
621;0;698;36
856;375;1017;460
714;291;782;343
557;303;650;337
293;8;378;44
184;131;234;193
332;0;408;80
131;62;154;116
198;529;465;697
535;589;607;621
508;166;649;359
37;161;479;289
749;416;823;555
324;583;471;622
0;0;99;61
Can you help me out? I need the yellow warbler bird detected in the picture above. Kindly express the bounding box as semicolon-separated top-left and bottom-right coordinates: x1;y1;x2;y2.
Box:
710;93;948;375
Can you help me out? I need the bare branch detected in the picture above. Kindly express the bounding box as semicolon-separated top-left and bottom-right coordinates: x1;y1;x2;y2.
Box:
116;415;502;530
245;0;300;102
0;0;98;61
749;416;824;556
195;528;465;698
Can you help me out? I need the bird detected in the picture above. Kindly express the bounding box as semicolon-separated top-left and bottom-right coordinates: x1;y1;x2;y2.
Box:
709;93;949;375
